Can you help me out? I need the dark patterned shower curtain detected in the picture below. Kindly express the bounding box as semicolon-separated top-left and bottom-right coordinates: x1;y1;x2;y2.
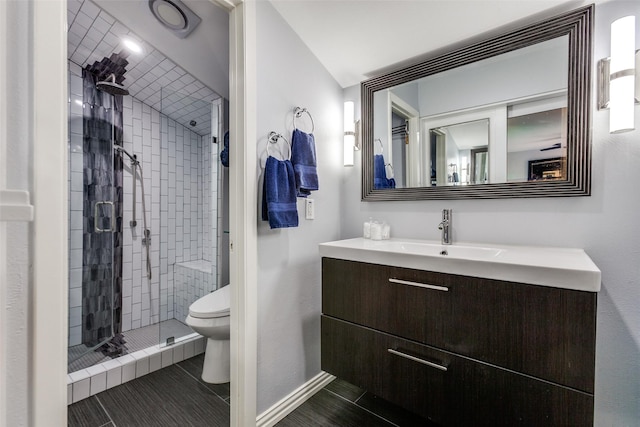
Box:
81;68;123;348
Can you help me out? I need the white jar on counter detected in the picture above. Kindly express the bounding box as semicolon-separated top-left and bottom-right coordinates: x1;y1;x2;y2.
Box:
363;217;372;239
382;223;390;240
370;221;383;240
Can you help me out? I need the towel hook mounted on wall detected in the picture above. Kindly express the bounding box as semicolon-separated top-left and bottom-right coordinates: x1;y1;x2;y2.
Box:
374;138;384;155
267;131;291;160
293;107;315;133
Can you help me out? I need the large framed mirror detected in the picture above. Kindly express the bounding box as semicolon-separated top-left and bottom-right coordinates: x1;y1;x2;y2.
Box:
362;5;592;200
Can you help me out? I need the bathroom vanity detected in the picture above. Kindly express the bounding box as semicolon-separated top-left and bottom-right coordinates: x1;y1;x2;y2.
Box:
319;238;600;426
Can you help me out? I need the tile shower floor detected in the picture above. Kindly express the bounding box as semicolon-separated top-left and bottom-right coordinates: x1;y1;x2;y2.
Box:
68;319;194;372
68;354;437;427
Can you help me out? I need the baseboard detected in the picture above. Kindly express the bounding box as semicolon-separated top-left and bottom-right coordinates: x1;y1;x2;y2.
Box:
256;371;336;427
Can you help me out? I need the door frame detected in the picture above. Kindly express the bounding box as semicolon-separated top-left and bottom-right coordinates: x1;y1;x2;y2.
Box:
29;0;257;425
212;0;258;425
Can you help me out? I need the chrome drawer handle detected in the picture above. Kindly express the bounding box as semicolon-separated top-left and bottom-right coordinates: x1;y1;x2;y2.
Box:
389;278;448;292
388;348;448;372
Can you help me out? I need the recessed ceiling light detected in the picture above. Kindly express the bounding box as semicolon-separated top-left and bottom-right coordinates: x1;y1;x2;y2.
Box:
122;38;143;54
148;0;201;39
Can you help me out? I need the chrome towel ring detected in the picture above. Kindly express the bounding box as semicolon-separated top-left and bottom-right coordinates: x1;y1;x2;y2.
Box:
293;107;315;133
267;131;291;160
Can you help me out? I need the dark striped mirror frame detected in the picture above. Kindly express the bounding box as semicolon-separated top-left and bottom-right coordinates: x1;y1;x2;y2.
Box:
362;5;593;201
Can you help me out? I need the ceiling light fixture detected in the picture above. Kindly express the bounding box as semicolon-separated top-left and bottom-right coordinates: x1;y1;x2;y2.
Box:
148;0;201;39
122;38;143;54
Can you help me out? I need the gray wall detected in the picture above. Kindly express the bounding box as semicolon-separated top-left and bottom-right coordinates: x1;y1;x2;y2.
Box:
342;1;640;424
255;1;343;414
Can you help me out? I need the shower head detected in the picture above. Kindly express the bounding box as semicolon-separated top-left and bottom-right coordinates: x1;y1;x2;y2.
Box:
96;74;129;96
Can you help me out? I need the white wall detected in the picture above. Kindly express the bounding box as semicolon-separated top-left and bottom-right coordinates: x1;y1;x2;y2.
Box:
506;146;565;182
255;1;343;414
2;1;32;423
390;80;420;112
418;36;568;117
342;1;640;424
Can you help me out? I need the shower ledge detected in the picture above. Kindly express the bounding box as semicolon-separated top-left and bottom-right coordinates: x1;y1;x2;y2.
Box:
175;259;213;274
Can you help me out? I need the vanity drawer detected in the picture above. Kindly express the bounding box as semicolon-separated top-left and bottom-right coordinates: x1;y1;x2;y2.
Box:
447;273;597;394
322;257;596;393
322;257;453;348
321;315;594;426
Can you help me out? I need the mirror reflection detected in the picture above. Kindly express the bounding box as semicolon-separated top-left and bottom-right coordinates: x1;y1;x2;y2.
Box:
373;35;569;189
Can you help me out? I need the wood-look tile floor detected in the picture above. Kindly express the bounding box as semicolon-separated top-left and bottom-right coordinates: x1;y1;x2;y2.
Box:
275;378;437;427
68;354;230;427
69;355;436;426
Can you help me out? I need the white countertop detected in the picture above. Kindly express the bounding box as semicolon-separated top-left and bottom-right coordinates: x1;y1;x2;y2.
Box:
319;238;601;292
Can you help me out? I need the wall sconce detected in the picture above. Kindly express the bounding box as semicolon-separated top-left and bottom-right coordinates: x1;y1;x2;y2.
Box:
598;15;638;133
344;101;360;166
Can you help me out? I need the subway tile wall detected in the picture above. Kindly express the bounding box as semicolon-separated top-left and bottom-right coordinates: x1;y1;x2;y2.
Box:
68;61;221;344
120;94;218;331
69;62;84;346
174;260;216;323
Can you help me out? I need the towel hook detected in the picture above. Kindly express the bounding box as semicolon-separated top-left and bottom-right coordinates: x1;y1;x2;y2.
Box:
375;138;383;154
267;131;291;160
385;163;394;178
293;107;315;133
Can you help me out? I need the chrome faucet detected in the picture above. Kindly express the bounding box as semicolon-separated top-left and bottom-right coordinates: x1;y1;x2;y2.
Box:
438;209;452;245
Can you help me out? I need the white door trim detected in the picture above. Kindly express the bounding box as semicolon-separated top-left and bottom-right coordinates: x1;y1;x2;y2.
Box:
0;0;8;421
30;0;256;424
31;0;69;425
209;0;258;425
256;372;336;427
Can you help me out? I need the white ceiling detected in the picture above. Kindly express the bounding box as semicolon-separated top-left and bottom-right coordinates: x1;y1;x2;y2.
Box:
270;0;591;88
67;0;605;135
94;0;229;99
67;0;228;136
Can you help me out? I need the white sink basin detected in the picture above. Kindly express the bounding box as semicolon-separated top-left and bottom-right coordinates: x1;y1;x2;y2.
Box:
380;241;503;261
318;238;601;292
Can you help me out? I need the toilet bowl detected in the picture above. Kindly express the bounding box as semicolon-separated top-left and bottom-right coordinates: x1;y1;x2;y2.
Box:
185;285;231;384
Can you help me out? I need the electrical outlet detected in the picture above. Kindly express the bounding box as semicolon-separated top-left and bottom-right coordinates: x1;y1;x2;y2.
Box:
305;198;315;220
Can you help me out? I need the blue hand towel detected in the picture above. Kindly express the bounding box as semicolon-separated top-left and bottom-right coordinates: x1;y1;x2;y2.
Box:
262;156;299;229
291;129;318;197
374;154;392;189
388;177;396;189
220;131;229;167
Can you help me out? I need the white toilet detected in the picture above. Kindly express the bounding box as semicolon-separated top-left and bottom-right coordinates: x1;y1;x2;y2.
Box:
185;285;231;384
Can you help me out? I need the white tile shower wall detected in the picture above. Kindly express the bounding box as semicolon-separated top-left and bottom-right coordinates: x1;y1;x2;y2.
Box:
120;96;218;331
202;134;211;262
173;261;215;322
67;60;219;340
68;61;84;346
214;99;227;288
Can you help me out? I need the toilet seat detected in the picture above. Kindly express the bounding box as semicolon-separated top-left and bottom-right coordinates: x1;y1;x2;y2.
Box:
189;285;231;319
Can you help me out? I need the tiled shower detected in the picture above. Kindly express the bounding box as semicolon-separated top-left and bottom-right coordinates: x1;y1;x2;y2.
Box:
66;0;229;402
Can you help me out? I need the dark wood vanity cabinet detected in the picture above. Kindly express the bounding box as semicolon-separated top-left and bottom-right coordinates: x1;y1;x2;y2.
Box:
321;257;597;426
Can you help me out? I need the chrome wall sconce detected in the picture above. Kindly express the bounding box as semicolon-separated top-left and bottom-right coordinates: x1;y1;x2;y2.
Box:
343;101;360;166
598;16;638;133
